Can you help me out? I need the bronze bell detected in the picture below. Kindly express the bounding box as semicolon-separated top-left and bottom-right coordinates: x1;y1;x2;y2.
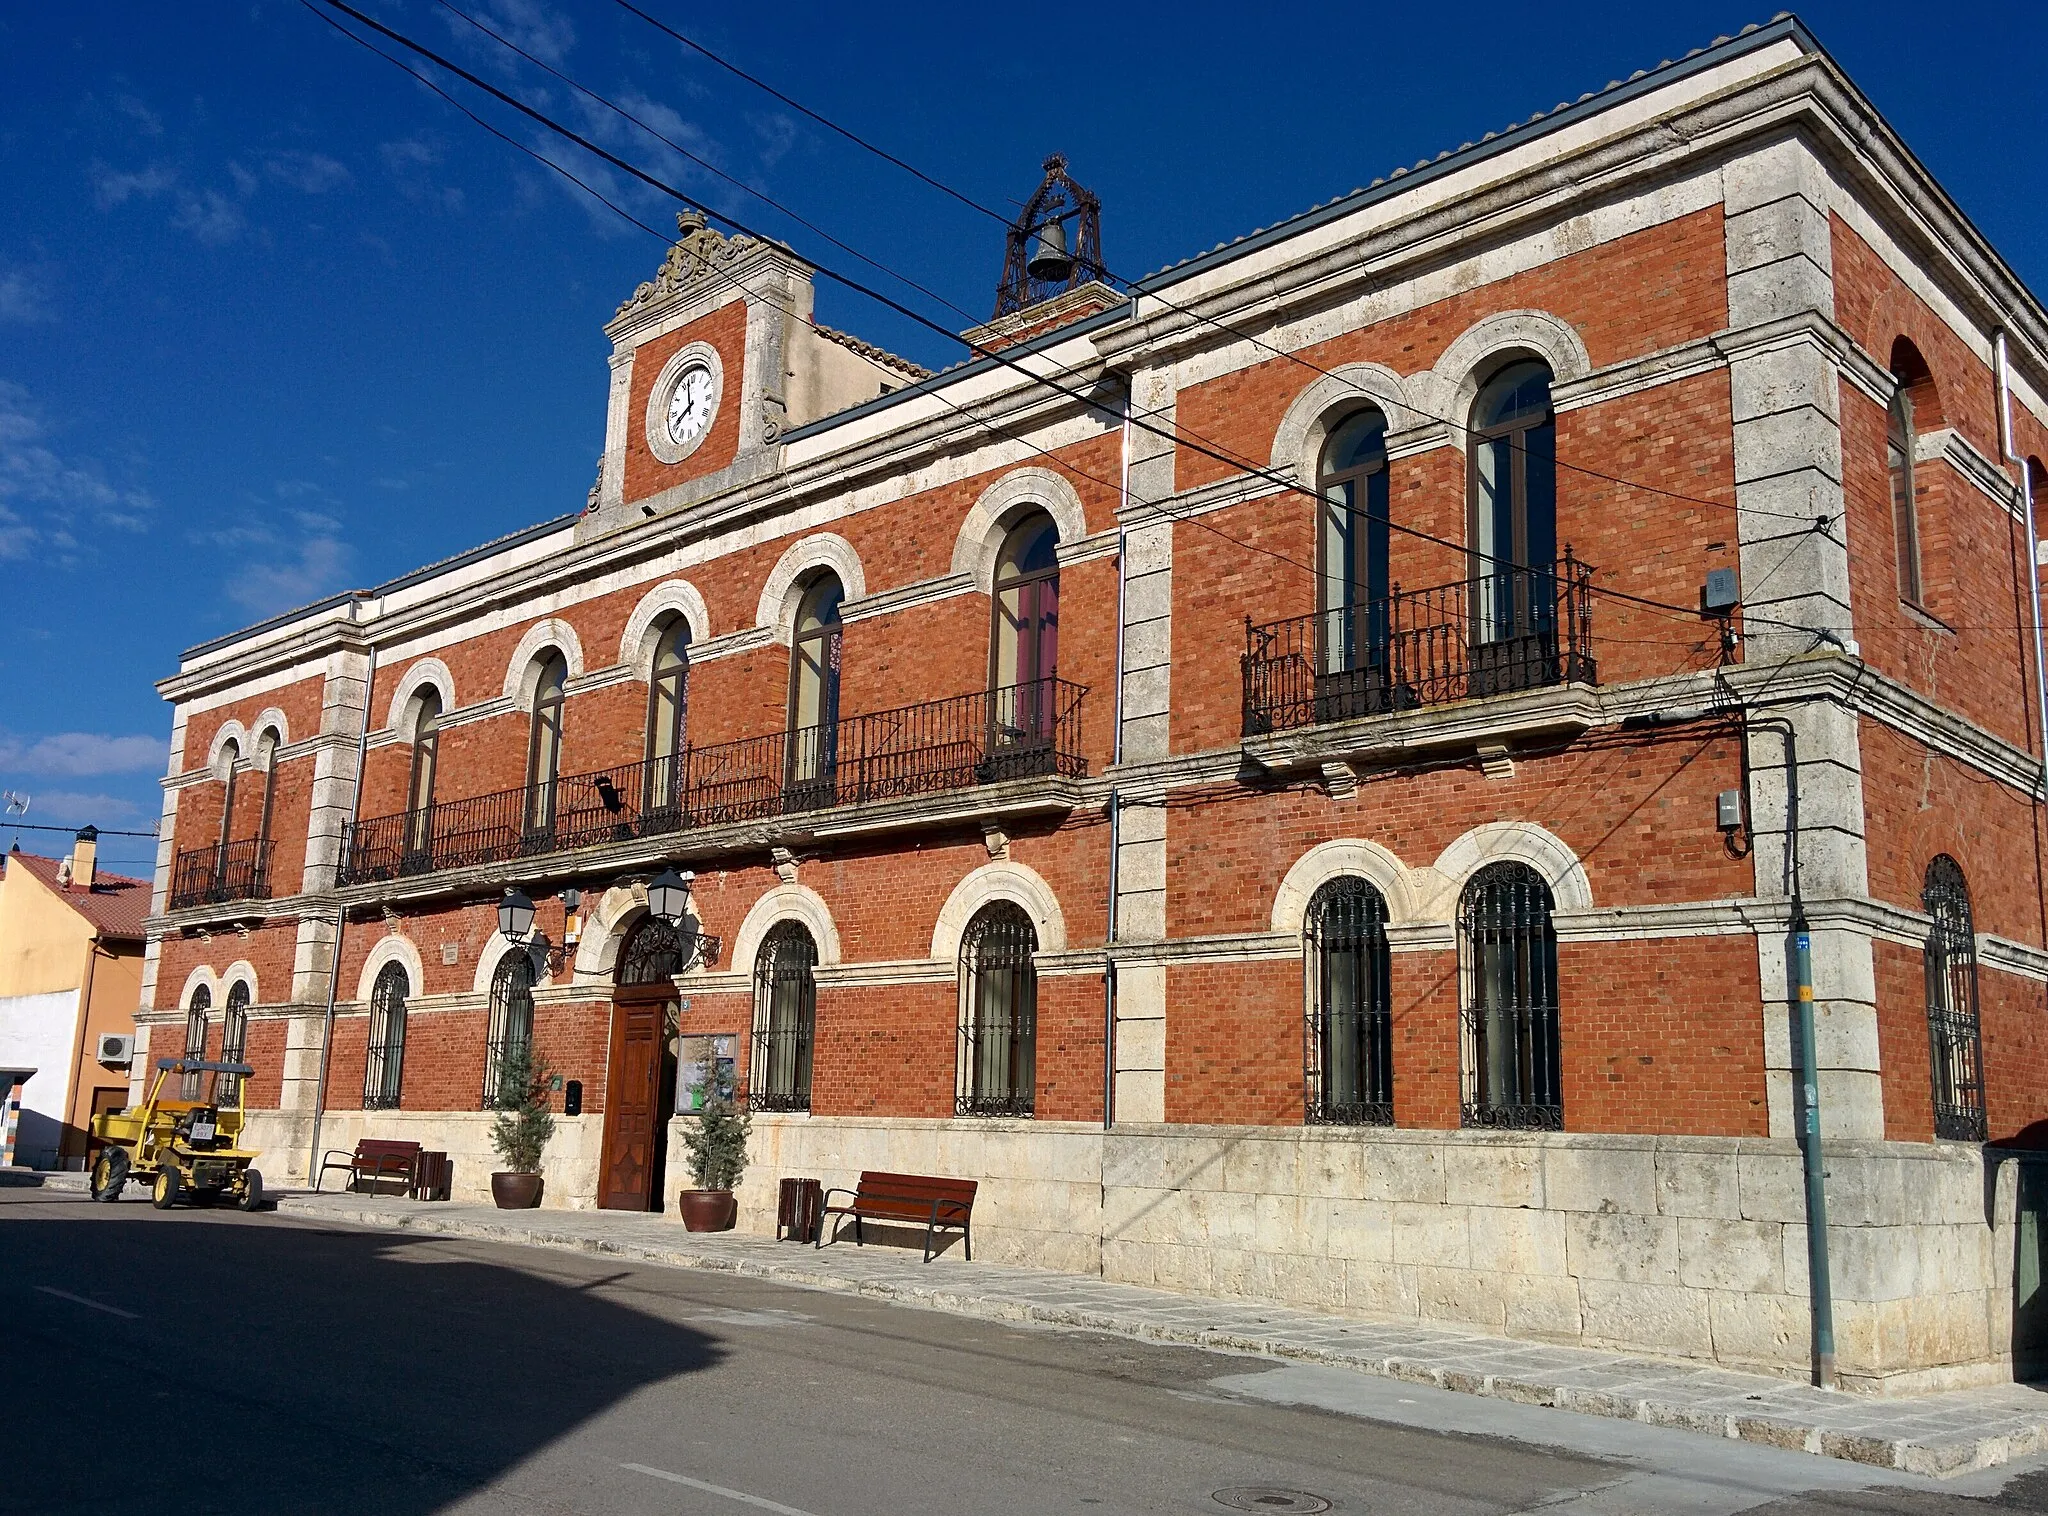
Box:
1025;217;1073;282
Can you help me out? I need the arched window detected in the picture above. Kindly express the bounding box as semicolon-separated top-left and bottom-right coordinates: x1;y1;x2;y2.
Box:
787;574;843;801
525;652;568;836
221;980;251;1104
363;962;409;1110
216;738;241;851
616;913;689;986
1923;855;1987;1141
1304;878;1393;1125
253;728;280;870
957;902;1038;1117
1888;340;1936;605
1469;361;1558;664
644;617;691;816
483;948;537;1108
1459;861;1561;1129
750;921;818;1112
404;688;441;864
1317;409;1391;687
182;983;211;1100
991;511;1061;755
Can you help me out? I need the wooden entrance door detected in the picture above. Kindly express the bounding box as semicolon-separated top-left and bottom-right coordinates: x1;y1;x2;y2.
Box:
598;991;667;1210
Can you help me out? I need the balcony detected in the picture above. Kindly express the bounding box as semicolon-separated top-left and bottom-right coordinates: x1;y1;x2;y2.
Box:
339;678;1088;887
169;838;272;912
1241;558;1598;767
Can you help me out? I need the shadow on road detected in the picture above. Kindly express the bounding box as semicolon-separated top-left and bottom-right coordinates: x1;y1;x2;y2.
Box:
5;1200;725;1515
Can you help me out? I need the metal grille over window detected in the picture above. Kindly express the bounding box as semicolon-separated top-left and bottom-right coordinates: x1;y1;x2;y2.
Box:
957;902;1038;1117
484;950;537;1108
617;914;689;986
1459;861;1562;1129
1304;879;1394;1125
220;981;250;1104
1923;855;1987;1141
750;922;817;1112
182;985;211;1101
363;962;409;1111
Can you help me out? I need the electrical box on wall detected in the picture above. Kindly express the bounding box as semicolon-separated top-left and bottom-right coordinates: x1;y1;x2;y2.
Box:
1703;567;1739;614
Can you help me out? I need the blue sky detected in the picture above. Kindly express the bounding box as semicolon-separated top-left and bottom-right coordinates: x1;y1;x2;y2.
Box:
1;0;2042;875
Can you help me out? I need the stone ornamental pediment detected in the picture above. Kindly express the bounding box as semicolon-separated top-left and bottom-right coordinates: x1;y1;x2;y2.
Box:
615;209;759;318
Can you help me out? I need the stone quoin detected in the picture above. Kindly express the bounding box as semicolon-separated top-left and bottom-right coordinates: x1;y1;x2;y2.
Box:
144;20;2048;1395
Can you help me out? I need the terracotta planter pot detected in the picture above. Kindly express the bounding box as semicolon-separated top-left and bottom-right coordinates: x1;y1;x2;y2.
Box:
492;1171;544;1209
679;1188;737;1231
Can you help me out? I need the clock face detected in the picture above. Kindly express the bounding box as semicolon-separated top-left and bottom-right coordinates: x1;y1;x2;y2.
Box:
666;364;715;448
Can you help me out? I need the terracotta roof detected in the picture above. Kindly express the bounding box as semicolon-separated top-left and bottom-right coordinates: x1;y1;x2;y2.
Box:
5;851;151;942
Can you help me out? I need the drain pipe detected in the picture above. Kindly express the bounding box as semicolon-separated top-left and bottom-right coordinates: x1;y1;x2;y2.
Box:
1103;369;1133;1132
1996;332;2048;798
1625;701;1835;1387
306;601;377;1183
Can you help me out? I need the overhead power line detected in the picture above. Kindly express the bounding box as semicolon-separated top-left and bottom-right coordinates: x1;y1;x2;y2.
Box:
304;0;1841;647
606;0;1824;528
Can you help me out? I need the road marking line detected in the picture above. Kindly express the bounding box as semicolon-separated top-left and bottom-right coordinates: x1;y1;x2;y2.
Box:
35;1286;138;1320
622;1462;828;1516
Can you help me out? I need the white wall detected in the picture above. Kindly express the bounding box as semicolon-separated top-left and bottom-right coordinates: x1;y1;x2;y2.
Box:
0;989;80;1167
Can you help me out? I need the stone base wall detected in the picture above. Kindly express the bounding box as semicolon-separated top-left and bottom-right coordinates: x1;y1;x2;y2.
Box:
730;1115;2035;1395
242;1109;604;1209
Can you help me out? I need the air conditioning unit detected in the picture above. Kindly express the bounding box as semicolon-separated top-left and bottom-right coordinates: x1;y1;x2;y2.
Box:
96;1033;135;1067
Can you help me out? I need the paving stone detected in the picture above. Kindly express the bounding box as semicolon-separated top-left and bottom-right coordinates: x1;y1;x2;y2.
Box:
271;1192;2048;1478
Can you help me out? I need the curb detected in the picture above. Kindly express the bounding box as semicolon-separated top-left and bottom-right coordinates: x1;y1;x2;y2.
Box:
269;1197;2034;1479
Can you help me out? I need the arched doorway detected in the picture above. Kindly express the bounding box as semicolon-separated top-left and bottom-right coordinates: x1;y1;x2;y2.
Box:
599;913;686;1211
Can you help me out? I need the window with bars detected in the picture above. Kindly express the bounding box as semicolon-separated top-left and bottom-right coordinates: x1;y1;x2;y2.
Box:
957;902;1037;1117
1923;855;1987;1141
220;981;250;1105
1304;878;1394;1125
616;914;688;986
750;922;817;1112
1459;861;1562;1129
484;950;537;1108
363;962;408;1110
182;984;211;1100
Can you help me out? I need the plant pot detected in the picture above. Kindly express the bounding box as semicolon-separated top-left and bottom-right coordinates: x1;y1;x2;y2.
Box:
492;1171;544;1209
679;1188;737;1231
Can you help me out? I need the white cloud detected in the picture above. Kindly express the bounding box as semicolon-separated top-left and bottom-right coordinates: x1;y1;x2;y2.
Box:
446;0;576;67
0;264;53;324
0;731;164;776
173;187;248;246
89;159;175;209
229;531;351;614
0;380;155;559
113;93;164;137
264;150;351;194
6;789;151;829
197;489;354;615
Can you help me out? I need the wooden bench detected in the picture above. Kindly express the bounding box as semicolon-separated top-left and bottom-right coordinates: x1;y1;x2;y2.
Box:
818;1171;977;1262
316;1138;425;1197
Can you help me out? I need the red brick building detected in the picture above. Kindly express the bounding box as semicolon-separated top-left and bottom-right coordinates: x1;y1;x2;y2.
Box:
144;22;2048;1391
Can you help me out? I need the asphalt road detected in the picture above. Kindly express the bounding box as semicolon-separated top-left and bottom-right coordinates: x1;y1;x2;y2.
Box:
7;1187;2048;1516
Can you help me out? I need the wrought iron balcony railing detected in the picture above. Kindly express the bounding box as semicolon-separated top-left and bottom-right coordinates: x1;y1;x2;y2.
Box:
169;838;272;911
339;677;1087;886
1242;555;1597;737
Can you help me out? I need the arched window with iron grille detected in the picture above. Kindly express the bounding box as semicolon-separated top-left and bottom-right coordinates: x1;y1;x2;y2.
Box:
182;984;211;1100
220;980;250;1105
1468;361;1559;693
1923;855;1987;1141
1304;878;1393;1125
1459;861;1561;1129
363;962;409;1110
750;922;817;1112
616;914;688;986
957;902;1038;1117
484;949;537;1108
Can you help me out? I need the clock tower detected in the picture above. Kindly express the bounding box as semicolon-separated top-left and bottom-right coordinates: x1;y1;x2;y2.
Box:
581;209;924;541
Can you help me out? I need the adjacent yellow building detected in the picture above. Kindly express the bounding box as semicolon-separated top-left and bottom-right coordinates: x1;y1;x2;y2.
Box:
0;829;147;1168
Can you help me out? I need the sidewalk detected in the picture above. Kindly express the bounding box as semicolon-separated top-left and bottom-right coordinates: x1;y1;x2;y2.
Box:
261;1189;2048;1479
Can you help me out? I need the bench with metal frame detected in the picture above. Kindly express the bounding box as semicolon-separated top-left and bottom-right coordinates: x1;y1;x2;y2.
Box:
817;1170;976;1262
316;1137;426;1197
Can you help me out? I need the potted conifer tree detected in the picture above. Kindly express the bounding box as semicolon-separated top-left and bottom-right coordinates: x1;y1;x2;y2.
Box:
678;1097;749;1230
488;1040;555;1209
